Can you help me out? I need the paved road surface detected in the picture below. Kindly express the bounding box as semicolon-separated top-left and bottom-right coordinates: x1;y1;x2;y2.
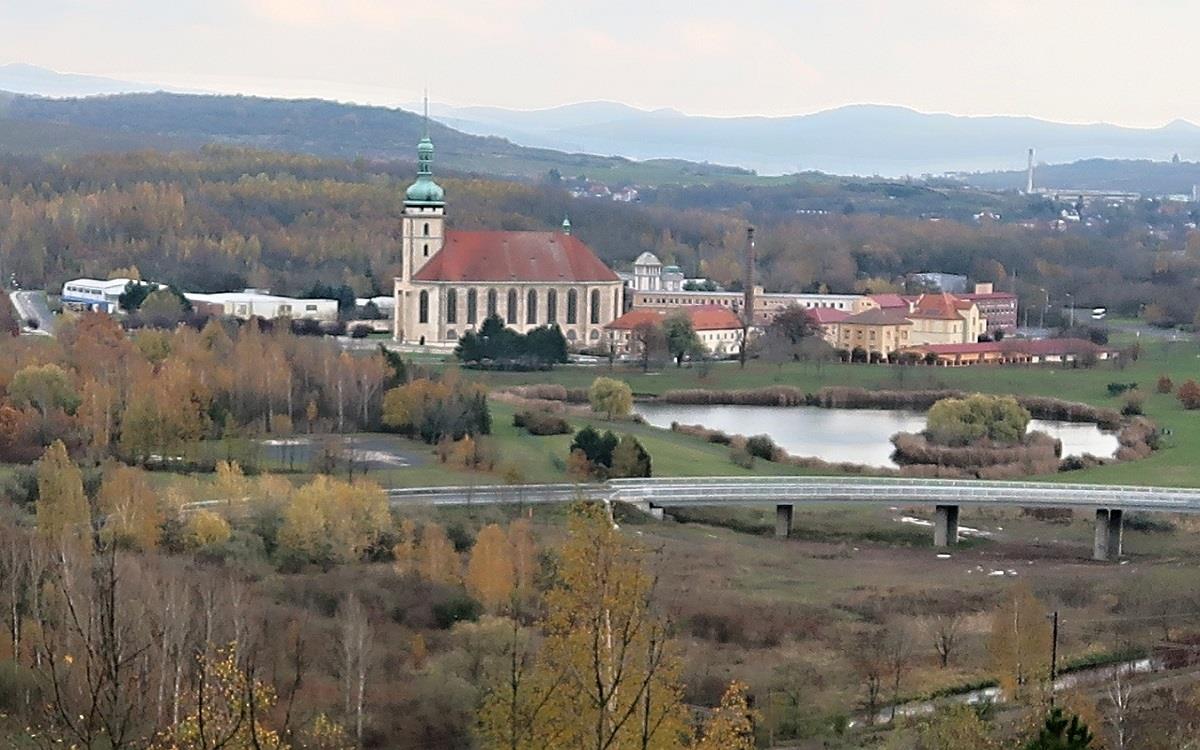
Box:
9;290;54;335
381;476;1200;514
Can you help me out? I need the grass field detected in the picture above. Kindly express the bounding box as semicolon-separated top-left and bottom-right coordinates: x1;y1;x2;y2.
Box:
461;339;1200;487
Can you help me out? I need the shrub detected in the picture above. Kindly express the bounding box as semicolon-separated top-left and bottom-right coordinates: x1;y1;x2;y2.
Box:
1106;382;1138;397
432;594;483;629
729;444;756;469
745;434;778;461
512;410;571;435
349;323;372;338
1179;380;1200;409
610;435;652;478
1121;390;1144;416
1157;375;1174;394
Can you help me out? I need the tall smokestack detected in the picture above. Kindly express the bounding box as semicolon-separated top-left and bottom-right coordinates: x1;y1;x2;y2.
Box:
1026;148;1035;194
742;226;756;327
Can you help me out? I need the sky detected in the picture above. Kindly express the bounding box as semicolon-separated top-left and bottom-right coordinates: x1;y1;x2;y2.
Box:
1;0;1196;127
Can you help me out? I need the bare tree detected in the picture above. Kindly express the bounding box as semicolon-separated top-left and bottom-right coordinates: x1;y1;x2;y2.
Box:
885;622;913;722
339;594;372;747
930;614;964;669
1106;667;1135;750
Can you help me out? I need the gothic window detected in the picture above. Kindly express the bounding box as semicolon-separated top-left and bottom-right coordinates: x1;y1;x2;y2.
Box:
467;289;477;324
446;288;457;324
423;243;430;257
418;290;429;324
566;289;578;324
506;289;518;324
546;289;557;324
590;289;601;324
487;288;498;317
526;289;538;324
423;222;430;236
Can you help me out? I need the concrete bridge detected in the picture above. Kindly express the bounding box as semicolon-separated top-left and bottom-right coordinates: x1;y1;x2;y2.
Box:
385;476;1200;561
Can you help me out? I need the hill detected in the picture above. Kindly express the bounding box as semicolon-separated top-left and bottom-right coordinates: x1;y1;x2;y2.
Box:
0;62;178;97
965;157;1200;196
0;91;756;186
431;101;1200;176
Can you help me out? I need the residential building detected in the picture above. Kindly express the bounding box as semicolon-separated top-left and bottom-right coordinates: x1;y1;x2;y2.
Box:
905;292;986;346
631;288;867;324
184;290;339;321
804;307;849;346
606;305;745;357
393;133;623;347
904;338;1117;366
960;283;1019;334
835;308;911;357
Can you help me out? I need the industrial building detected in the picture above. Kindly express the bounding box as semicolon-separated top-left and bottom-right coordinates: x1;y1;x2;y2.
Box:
183;290;339;322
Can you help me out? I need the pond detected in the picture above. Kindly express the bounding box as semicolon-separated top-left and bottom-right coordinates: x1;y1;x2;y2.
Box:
636;403;1120;469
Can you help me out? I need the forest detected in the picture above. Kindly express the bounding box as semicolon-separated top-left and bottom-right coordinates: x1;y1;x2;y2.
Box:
3;147;1200;326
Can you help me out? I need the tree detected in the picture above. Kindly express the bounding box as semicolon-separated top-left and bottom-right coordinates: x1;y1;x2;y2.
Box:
762;305;822;362
35;440;90;554
184;510;232;550
631;320;668;372
276;477;390;567
663;313;701;367
610;434;652;478
338;595;372;748
927;394;1031;446
478;502;689;749
1157;374;1174;394
97;463;162;551
9;363;80;417
466;524;516;613
570;427;619;476
990;582;1051;702
507;518;539;605
929;613;964;669
419;523;461;585
1023;707;1095;750
696;681;758;750
588;377;633;420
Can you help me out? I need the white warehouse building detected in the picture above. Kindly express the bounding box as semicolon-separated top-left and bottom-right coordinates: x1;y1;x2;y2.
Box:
183;290;339;322
61;278;160;313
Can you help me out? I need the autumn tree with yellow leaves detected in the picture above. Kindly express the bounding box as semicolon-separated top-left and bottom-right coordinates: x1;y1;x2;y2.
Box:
276;476;390;568
98;462;163;551
466;524;516;612
989;582;1052;703
478;501;689;750
35;440;91;554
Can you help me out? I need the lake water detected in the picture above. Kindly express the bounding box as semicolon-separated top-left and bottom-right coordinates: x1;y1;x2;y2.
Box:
636;403;1120;469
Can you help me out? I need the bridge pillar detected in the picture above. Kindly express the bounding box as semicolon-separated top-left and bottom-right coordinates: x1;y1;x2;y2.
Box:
775;504;793;538
632;501;664;521
933;504;959;547
1093;508;1123;561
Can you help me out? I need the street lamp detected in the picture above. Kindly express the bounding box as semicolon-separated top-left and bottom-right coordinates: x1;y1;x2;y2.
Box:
1066;293;1075;329
1039;287;1048;329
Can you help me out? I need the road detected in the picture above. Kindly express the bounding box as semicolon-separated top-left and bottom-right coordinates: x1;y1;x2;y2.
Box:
383;476;1200;514
8;290;55;335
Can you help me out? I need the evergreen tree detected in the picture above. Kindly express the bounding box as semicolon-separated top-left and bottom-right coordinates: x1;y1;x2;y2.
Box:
1024;708;1094;750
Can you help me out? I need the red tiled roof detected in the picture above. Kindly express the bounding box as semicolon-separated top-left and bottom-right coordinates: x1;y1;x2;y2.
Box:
905;342;1013;355
908;338;1114;356
413;230;620;283
843;308;910;326
869;293;909;310
688;305;744;331
805;307;850;324
607;305;743;332
908;292;972;320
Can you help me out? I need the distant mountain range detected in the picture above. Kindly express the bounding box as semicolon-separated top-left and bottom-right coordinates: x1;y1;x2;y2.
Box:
429;100;1200;176
0;63;187;97
5;64;1200;188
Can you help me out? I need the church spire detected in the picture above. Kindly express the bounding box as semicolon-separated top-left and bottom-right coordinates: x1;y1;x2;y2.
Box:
405;92;444;207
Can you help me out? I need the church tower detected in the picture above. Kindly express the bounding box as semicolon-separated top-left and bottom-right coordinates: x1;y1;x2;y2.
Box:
400;110;445;284
395;105;446;342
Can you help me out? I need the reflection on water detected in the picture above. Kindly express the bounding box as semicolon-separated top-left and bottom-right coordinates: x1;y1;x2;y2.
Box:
636;403;1120;469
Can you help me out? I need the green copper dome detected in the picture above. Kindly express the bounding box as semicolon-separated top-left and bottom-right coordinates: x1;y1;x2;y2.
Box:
405;135;444;205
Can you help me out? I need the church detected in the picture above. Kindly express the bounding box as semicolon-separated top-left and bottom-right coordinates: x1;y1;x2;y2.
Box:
392;132;624;346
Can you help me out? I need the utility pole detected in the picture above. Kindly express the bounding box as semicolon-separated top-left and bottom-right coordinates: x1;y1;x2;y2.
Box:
1049;610;1060;704
738;226;756;369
